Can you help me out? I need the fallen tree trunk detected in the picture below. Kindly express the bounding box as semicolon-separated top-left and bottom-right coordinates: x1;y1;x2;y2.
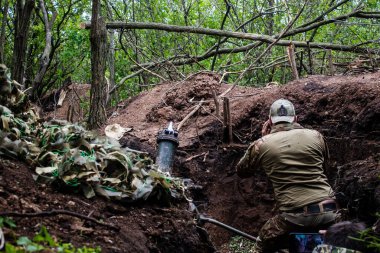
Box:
82;21;378;54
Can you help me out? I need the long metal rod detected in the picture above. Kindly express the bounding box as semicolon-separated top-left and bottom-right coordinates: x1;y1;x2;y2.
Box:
198;215;257;241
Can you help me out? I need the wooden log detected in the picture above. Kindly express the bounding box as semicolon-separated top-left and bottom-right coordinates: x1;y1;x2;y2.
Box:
177;99;204;131
287;43;299;80
327;49;335;75
223;97;233;144
212;89;220;118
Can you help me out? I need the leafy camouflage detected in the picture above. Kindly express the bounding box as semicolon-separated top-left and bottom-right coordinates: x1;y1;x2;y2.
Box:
312;244;362;253
0;64;185;202
0;64;30;114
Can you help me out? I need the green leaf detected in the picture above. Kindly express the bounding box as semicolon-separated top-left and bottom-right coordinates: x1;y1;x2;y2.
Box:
33;226;56;247
26;244;45;252
5;243;19;253
4;217;16;228
16;236;32;246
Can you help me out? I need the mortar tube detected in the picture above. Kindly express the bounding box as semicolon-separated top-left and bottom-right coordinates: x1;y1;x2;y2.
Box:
156;122;179;173
198;214;257;241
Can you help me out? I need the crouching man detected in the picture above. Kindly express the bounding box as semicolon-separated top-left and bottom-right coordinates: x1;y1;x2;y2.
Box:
236;99;340;253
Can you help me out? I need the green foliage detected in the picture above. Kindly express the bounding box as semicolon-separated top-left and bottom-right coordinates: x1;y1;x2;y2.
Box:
361;230;380;252
357;213;380;252
78;89;91;119
0;217;16;229
1;0;379;104
228;236;256;253
3;226;101;253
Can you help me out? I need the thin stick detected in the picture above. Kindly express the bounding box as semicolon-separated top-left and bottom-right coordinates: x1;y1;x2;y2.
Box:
227;98;233;143
212;89;220;118
200;105;223;124
308;41;313;74
185;152;207;162
177;99;204;131
327;49;334;75
223;97;233;143
126;52;167;81
203;151;209;162
287;43;299;79
0;210;120;231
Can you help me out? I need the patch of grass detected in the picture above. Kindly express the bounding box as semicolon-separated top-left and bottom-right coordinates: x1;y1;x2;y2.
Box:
357;213;380;252
228;236;256;253
0;218;101;253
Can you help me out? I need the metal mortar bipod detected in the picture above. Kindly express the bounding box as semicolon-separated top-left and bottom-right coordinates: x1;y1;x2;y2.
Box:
156;122;179;173
197;214;257;242
189;201;257;242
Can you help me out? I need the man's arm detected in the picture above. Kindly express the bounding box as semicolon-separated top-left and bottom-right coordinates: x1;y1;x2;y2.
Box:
317;132;330;172
322;136;330;173
236;139;263;178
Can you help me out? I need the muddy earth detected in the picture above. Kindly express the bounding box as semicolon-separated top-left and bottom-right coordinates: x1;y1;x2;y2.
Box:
1;71;379;252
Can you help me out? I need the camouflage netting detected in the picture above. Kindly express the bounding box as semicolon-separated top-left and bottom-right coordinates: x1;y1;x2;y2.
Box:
0;64;185;203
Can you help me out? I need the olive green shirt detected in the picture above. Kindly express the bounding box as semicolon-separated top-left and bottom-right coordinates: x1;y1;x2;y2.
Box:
236;123;334;211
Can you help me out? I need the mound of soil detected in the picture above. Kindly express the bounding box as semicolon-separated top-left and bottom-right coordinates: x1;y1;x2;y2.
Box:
2;71;380;252
43;83;91;122
108;71;380;248
0;158;214;252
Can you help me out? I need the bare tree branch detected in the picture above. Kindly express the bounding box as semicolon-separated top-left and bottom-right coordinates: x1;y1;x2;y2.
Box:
83;22;378;55
355;11;380;18
89;1;379;96
297;0;350;29
109;68;145;95
130;8;277;72
211;1;230;71
119;29;167;80
285;8;363;37
203;7;280;58
33;0;57;87
177;99;204;131
220;0;309;96
125;3;377;72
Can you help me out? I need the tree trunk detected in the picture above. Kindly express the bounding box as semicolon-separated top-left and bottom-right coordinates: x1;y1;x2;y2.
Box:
32;0;57;100
107;30;116;106
11;0;35;85
0;0;9;63
88;0;108;129
267;0;274;36
287;43;299;80
105;1;116;106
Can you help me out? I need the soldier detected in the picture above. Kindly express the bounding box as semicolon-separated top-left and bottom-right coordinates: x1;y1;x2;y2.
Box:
236;98;340;253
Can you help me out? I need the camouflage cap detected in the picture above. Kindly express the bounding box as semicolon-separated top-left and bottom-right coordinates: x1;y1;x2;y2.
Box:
269;99;296;124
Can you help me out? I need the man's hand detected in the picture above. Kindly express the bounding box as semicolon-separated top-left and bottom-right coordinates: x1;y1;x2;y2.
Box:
261;120;271;136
